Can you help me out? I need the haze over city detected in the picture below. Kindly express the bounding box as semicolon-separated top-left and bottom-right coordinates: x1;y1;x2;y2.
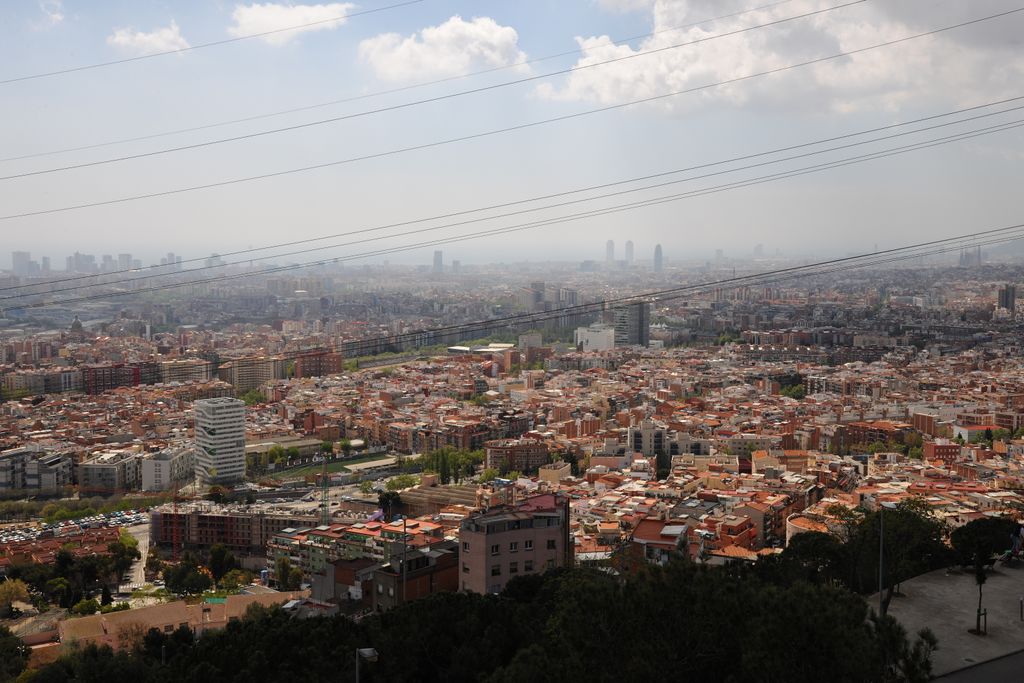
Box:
3;1;1024;682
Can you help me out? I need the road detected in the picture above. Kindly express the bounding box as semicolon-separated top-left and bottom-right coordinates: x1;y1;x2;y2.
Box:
122;523;149;591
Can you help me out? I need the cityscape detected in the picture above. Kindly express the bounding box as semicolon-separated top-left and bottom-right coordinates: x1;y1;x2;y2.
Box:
2;1;1024;682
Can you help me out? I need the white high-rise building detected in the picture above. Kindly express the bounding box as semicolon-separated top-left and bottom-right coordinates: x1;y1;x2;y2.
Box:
194;398;246;485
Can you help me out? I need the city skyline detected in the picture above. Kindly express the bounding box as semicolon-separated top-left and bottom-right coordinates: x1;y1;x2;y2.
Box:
1;1;1022;266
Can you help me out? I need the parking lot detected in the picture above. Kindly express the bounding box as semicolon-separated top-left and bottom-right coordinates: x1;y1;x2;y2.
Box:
0;508;149;546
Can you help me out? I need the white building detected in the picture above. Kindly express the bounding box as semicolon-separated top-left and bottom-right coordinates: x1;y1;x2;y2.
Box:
142;445;199;491
574;325;615;351
194;397;246;485
78;449;143;494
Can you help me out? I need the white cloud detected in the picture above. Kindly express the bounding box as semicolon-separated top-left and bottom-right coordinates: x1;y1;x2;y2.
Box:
38;0;64;26
594;0;654;13
539;0;1024;115
31;0;64;30
107;21;190;55
228;3;355;46
359;15;528;83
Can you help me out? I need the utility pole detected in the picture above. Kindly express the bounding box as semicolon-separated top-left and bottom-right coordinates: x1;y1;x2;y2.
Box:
878;504;885;616
402;515;408;604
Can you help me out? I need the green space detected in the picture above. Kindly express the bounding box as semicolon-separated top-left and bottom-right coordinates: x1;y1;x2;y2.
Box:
276;453;391;480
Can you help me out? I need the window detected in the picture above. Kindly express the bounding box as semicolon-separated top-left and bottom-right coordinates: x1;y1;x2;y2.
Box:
388;587;394;597
377;584;383;594
546;559;555;569
462;541;469;552
509;541;518;552
164;625;174;633
547;539;556;550
509;562;518;574
462;563;469;573
490;544;500;556
524;539;533;551
491;564;501;577
524;560;534;572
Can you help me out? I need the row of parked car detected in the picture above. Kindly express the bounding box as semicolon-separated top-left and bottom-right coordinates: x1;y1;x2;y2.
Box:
0;509;148;544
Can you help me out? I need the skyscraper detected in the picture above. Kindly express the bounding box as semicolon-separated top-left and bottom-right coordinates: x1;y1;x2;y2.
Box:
653;244;663;273
194;397;246;485
613;302;650;347
11;251;31;277
998;284;1016;311
625;240;634;264
433;250;444;274
605;240;615;264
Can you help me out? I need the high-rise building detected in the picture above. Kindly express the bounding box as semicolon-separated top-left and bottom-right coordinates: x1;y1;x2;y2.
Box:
194;397;246;485
625;240;634;264
653;244;663;273
605;240;615;264
11;251;32;277
433;250;444;274
40;256;51;274
613;302;650;347
118;253;133;271
998;284;1016;311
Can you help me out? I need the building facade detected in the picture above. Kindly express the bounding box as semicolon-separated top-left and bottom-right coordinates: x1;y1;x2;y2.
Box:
194;397;246;485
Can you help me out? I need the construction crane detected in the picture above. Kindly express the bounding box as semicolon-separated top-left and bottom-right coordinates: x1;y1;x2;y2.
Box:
319;456;330;526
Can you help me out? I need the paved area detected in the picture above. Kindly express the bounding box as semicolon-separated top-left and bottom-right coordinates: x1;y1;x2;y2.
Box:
879;563;1024;676
935;649;1024;682
121;523;149;591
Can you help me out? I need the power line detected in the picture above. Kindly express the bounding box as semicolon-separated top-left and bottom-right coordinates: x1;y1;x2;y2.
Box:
0;0;428;86
3;99;1022;300
4;95;1020;295
19;224;1024;378
0;0;797;164
4;6;1019;222
0;1;868;182
5;115;1022;311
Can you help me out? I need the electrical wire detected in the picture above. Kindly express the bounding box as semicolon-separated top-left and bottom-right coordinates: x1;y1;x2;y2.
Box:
4;94;1021;295
0;0;428;85
3;6;1019;222
0;0;797;164
18;223;1024;374
4;114;1022;311
3;100;1022;300
0;1;868;181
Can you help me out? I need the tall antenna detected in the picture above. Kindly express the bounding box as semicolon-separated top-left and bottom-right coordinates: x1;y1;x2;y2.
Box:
320;456;330;526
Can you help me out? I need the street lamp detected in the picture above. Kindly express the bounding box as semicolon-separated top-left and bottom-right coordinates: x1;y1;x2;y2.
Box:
355;647;378;683
878;500;897;615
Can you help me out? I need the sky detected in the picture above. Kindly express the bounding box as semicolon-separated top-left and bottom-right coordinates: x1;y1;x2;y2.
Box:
1;0;1022;269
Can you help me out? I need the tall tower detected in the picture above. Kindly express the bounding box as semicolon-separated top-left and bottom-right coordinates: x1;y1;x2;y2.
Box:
194;397;246;485
613;302;650;347
605;240;615;264
625;240;634;265
998;284;1017;311
653;244;663;273
432;250;443;274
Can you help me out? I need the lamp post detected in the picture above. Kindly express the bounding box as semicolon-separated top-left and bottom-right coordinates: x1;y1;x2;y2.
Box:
878;500;897;615
355;647;378;683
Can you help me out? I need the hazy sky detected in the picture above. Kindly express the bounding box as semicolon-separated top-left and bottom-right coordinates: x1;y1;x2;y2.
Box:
1;0;1022;269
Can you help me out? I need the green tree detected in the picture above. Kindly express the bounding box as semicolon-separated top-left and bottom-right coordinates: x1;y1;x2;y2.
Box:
240;389;265;406
340;439;353;457
285;446;300;463
480;468;499;483
71;598;100;615
164;553;212;595
0;625;28;681
386;474;419;491
377;491;401;520
275;557;303;591
208;544;238;585
0;578;29;618
320;441;334;454
358;480;374;495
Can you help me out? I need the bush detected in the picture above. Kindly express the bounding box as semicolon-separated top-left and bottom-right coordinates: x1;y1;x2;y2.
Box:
71;598;100;616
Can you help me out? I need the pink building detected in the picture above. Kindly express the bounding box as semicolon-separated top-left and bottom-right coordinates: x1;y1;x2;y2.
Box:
459;493;572;594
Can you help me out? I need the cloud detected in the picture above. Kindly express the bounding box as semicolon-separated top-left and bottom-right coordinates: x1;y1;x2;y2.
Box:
228;3;355;46
107;21;190;55
539;0;1024;115
594;0;654;13
359;15;528;83
32;0;63;30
